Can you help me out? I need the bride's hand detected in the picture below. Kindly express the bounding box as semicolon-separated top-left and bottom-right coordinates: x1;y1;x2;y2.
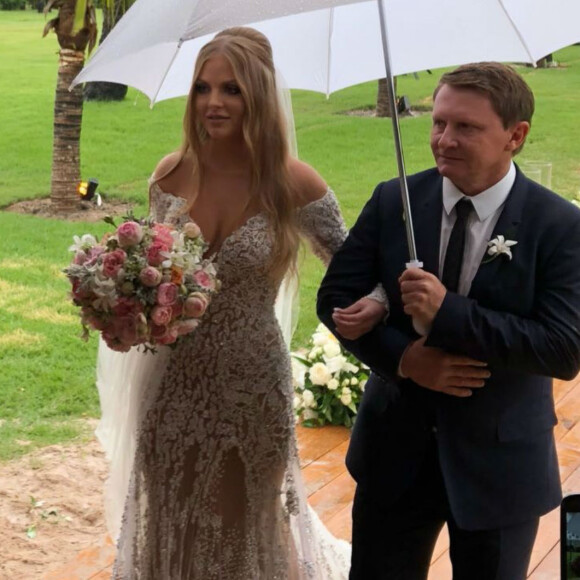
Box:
331;297;385;340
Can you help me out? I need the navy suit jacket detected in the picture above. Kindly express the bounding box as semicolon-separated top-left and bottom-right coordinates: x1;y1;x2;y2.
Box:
317;166;580;530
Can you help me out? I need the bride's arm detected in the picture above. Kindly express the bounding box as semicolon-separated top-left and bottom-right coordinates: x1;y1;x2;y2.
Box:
292;160;388;339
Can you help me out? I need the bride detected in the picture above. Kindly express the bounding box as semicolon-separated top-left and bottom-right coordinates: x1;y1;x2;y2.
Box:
97;27;387;579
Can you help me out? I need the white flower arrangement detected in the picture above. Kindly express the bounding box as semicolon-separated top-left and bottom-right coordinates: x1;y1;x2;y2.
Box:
482;235;517;263
292;323;369;428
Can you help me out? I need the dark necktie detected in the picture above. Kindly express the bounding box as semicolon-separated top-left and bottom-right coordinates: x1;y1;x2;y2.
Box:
442;198;473;293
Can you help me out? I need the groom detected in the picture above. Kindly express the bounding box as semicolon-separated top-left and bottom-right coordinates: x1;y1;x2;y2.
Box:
317;62;580;580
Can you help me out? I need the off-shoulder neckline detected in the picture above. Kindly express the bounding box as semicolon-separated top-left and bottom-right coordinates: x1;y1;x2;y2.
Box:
150;182;267;258
149;181;334;211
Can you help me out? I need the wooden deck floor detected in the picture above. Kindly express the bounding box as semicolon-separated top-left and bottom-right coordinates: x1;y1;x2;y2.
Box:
47;374;580;579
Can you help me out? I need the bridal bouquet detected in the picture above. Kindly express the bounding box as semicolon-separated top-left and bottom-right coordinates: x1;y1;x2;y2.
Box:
292;323;368;428
64;214;218;352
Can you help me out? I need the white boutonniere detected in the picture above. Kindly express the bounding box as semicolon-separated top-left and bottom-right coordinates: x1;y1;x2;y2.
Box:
482;235;517;263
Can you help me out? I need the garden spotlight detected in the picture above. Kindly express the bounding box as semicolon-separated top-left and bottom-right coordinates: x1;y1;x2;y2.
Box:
77;178;101;206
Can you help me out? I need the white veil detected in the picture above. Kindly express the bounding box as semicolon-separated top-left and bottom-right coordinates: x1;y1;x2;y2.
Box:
274;68;300;348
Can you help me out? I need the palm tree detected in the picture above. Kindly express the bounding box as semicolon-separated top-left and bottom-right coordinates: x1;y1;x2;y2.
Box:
43;0;97;213
376;77;397;118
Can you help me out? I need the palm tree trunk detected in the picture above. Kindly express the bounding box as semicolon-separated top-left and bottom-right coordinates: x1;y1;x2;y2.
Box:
376;77;397;118
50;48;85;213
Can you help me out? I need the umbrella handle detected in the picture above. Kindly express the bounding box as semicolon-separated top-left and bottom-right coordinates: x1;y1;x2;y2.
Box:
405;260;428;336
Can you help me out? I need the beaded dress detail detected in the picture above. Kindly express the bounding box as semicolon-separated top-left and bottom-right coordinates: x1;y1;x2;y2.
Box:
110;184;383;579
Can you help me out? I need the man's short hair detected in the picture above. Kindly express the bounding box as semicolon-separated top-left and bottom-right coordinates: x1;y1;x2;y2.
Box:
434;62;535;130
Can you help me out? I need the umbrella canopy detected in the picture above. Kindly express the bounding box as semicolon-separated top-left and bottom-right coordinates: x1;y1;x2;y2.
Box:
72;0;580;103
71;0;580;268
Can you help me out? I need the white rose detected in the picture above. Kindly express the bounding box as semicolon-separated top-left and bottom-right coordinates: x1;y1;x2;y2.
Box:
360;379;367;392
291;359;307;388
323;341;341;358
302;389;316;408
340;387;352;406
308;346;323;360
303;408;319;421
309;363;332;386
342;378;350;387
183;221;201;239
350;377;359;386
344;362;359;373
326;355;347;374
312;332;330;347
293;395;302;410
327;378;339;391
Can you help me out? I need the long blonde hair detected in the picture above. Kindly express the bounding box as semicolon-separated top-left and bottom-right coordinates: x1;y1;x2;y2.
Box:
156;27;300;282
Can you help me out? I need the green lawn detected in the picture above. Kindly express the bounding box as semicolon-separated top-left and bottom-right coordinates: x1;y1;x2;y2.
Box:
1;9;579;459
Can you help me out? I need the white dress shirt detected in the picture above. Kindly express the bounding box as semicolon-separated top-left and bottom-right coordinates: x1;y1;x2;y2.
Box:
439;163;516;296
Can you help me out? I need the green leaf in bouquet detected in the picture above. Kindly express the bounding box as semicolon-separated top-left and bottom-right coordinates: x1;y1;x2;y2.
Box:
322;406;334;423
103;215;117;227
291;354;314;369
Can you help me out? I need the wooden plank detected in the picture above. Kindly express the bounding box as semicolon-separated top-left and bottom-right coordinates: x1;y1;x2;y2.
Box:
324;504;353;542
556;397;580;439
528;510;560;573
431;525;450;563
428;547;452;579
295;425;350;467
554;378;579;405
527;543;560;580
308;471;356;524
301;440;350;496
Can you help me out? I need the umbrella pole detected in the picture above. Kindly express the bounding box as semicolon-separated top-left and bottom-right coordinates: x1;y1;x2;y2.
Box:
377;0;428;335
376;0;422;267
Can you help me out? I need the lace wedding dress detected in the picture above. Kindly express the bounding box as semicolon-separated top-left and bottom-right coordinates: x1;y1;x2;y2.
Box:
106;184;359;579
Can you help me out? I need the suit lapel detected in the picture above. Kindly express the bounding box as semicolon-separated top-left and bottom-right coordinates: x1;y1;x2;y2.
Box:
469;169;528;295
411;176;443;277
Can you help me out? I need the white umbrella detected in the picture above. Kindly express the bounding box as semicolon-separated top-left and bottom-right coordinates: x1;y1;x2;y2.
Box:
72;0;580;261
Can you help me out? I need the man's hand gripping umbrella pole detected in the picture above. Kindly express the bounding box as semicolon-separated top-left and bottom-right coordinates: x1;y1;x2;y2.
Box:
377;0;427;336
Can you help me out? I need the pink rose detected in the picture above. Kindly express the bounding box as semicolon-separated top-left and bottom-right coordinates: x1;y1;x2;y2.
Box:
153;224;174;248
155;326;179;345
150;323;168;339
174;318;200;336
183;293;209;318
116;221;144;248
112;297;142;318
114;316;140;346
102;249;127;278
102;331;132;353
151;305;173;326
73;251;88;265
146;241;170;266
193;269;215;291
139;266;162;287
171;301;183;319
157;282;178;306
85;246;105;267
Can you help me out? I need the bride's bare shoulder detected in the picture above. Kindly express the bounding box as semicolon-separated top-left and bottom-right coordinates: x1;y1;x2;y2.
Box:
287;158;328;207
151;152;193;197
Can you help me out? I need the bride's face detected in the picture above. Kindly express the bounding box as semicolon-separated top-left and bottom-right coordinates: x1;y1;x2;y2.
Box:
193;54;246;141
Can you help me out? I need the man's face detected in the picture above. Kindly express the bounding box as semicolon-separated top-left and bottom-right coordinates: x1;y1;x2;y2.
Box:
430;84;528;196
